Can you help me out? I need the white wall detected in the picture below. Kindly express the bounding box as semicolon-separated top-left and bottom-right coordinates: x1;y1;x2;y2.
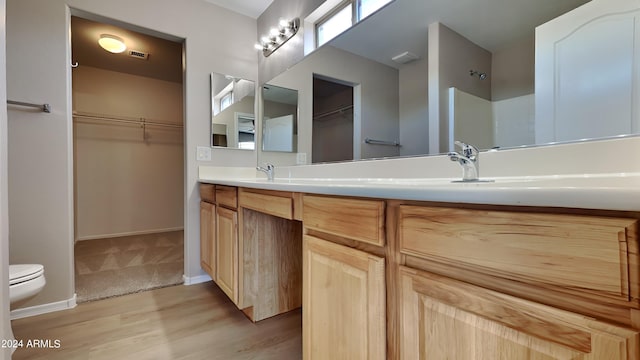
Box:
493;94;535;148
448;89;534;150
6;0;258;309
449;88;493;150
1;0;16;355
73;66;184;240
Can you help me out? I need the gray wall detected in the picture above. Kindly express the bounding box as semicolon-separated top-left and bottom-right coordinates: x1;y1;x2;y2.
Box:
313;85;353;163
263;45;399;165
428;22;492;153
1;0;15;353
73;66;184;240
492;34;535;101
257;0;324;84
399;57;429;156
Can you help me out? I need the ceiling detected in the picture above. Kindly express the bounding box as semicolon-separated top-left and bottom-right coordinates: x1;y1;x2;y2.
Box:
71;0;592;83
70;0;271;83
71;16;183;83
330;0;592;69
203;0;273;18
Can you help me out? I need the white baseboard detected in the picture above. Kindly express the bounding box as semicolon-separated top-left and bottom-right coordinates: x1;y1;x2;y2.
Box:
10;294;77;320
183;274;211;285
75;227;184;241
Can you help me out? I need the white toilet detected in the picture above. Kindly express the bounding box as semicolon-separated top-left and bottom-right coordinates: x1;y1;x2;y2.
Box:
9;264;45;305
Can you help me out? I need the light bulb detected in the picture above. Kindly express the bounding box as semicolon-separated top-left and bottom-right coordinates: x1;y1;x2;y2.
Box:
279;19;290;28
98;34;126;54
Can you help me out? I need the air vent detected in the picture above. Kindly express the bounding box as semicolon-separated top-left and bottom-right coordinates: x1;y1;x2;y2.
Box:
128;50;149;60
391;51;419;64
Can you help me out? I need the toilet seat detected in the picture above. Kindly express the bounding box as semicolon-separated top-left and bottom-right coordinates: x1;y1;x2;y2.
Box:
9;264;44;286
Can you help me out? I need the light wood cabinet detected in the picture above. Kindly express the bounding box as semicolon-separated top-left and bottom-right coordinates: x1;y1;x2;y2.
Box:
199;183;640;360
199;201;216;280
238;188;303;321
303;235;386;360
215;185;238;209
200;184;303;321
399;266;640;359
239;188;295;220
216;206;238;304
303;195;385;246
398;205;640;327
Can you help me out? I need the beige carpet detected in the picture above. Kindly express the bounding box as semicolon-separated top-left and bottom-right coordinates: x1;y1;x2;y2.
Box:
74;230;184;303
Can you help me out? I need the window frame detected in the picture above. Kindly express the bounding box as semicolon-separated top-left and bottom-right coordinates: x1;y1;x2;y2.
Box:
219;91;234;112
314;0;392;48
315;0;356;48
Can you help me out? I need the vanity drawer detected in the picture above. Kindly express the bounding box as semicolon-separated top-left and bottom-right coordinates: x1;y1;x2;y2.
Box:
239;188;294;220
303;195;385;246
398;206;639;303
199;183;215;204
215;185;238;209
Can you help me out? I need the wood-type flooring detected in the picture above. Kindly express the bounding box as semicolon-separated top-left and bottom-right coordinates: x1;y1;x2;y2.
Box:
11;282;302;359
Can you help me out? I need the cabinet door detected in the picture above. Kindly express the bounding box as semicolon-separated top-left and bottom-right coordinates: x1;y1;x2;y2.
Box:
199;201;215;280
399;266;640;360
303;235;385;360
216;206;238;304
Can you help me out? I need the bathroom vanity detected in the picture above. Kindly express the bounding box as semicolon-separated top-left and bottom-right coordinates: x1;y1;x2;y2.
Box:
197;0;640;357
199;137;640;359
199;183;303;322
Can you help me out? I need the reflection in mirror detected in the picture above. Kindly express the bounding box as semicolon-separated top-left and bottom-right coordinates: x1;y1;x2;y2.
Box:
210;73;256;149
260;0;626;166
262;84;298;152
313;76;354;163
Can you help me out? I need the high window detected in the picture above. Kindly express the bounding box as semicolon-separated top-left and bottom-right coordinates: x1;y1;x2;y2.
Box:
315;0;392;47
220;91;233;112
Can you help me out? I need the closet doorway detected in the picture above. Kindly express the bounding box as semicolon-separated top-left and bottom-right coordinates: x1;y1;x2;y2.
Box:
312;76;354;163
70;15;185;302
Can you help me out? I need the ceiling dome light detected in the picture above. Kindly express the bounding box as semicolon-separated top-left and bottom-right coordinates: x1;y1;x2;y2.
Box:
98;34;126;53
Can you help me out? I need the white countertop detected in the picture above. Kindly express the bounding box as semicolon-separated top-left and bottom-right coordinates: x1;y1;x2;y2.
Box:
199;137;640;212
199;172;640;211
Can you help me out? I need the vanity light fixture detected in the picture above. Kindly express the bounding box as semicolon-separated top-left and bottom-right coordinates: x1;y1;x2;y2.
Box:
254;18;300;57
98;34;127;54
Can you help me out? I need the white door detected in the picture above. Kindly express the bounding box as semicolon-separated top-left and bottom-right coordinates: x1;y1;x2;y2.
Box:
263;115;293;152
535;0;640;144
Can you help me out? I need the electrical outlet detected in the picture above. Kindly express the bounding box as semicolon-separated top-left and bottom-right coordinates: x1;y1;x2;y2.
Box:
196;146;211;161
296;152;307;165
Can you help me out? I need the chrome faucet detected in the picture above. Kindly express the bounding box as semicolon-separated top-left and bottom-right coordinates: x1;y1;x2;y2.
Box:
448;141;479;181
256;163;275;181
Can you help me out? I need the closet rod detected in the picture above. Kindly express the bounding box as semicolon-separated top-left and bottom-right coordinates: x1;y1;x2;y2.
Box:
313;104;353;120
73;112;183;129
7;100;51;113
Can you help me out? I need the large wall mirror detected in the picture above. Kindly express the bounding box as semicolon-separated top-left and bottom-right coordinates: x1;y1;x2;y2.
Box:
262;84;298;152
258;0;640;166
211;73;256;150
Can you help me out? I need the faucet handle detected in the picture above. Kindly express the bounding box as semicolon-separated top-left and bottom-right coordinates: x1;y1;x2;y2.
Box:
256;163;275;181
454;141;478;159
257;163;274;170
